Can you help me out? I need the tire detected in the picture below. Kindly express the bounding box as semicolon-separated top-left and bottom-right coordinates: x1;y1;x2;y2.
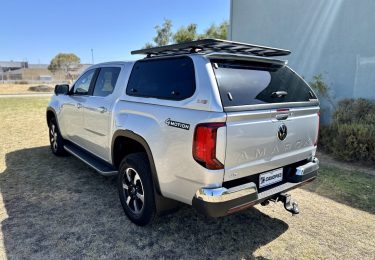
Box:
48;117;67;156
118;153;156;226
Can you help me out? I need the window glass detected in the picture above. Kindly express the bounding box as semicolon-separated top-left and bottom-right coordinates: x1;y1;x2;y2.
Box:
73;69;95;95
126;57;195;100
93;67;121;97
213;61;317;107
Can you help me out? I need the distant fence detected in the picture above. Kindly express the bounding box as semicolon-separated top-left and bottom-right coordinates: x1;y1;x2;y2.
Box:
0;73;77;84
0;79;71;85
0;67;85;84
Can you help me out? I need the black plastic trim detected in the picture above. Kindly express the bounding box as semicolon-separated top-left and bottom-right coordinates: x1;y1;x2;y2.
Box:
46;107;59;128
192;192;258;218
87;68;101;96
288;172;316;183
111;130;161;195
64;140;117;175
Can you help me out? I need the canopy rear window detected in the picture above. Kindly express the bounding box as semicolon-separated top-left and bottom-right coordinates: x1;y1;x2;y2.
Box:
212;60;317;107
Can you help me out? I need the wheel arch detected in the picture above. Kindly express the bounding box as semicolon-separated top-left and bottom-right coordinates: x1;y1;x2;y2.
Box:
112;130;161;195
46;107;61;131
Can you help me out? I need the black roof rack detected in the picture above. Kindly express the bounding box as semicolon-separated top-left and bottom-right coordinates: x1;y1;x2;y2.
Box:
131;39;291;58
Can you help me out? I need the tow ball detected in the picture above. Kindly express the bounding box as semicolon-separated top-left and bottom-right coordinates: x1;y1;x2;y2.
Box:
278;193;299;215
262;193;299;215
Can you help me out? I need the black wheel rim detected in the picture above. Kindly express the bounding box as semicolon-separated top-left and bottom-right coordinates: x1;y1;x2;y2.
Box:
122;167;144;215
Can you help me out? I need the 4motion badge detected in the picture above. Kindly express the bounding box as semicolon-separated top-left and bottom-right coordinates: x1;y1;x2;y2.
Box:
165;118;190;130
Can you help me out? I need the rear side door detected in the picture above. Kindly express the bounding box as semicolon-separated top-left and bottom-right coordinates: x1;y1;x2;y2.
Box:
211;59;320;182
60;69;97;145
82;66;121;161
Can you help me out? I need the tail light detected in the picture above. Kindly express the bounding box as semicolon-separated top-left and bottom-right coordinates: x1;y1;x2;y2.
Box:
193;122;226;170
314;112;320;146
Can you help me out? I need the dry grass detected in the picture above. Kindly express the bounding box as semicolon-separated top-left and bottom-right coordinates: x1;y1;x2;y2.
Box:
0;83;54;95
0;97;374;259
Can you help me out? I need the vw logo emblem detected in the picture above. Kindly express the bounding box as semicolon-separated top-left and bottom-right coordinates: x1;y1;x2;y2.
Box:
278;124;287;140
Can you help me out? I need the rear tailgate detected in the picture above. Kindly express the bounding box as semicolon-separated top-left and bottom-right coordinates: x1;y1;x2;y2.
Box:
210;57;319;182
224;107;319;181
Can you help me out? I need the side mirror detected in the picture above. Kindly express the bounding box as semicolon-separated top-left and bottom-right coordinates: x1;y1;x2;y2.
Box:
54;84;69;95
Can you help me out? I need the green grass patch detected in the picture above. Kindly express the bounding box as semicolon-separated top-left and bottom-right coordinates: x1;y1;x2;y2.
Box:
303;165;375;214
0;97;50;113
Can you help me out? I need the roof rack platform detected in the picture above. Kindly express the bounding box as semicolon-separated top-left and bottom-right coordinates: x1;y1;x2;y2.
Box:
131;39;291;58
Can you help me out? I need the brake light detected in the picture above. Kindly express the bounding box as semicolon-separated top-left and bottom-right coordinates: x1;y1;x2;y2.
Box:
193;122;226;170
314;112;320;146
276;108;290;112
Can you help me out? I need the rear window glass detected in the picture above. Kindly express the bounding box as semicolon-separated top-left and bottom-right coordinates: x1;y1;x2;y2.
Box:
126;56;195;100
213;61;316;107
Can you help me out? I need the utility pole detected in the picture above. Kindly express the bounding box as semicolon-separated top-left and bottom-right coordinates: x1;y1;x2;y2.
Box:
91;48;94;64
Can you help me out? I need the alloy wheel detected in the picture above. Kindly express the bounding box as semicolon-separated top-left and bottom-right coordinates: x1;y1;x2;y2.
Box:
50;124;58;152
122;167;145;214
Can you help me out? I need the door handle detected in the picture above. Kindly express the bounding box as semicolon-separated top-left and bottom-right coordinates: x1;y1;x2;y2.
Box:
276;113;289;120
98;106;107;113
77;103;82;109
271;91;288;98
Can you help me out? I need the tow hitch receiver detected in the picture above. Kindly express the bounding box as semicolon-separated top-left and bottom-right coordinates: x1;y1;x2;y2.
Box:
277;193;299;215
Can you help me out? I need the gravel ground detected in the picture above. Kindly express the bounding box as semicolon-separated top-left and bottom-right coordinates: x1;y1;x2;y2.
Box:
0;97;374;259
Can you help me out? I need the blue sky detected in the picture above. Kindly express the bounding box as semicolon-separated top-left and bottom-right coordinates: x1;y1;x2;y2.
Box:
0;0;229;64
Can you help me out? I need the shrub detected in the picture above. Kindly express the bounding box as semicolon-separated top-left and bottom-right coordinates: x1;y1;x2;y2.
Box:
319;98;375;164
332;98;375;125
331;123;375;162
318;125;335;152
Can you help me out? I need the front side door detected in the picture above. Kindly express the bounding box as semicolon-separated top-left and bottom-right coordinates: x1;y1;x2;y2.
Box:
82;66;121;161
61;69;97;145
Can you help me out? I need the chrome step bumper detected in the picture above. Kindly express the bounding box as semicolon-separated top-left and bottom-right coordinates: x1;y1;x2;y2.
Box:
192;157;319;217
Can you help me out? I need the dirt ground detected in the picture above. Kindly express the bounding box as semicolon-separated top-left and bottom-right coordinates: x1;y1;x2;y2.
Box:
0;97;374;259
0;83;54;95
317;151;375;176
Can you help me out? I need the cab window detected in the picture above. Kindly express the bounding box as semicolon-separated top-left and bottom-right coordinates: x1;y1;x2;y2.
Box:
72;69;96;95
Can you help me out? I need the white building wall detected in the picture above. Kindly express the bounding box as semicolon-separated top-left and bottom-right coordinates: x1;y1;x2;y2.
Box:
230;0;375;101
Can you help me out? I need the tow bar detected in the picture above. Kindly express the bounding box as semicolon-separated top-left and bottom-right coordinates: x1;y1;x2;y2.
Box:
278;193;299;215
262;193;299;215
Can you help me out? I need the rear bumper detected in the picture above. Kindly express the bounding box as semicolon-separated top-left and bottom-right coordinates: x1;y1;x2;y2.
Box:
192;158;319;217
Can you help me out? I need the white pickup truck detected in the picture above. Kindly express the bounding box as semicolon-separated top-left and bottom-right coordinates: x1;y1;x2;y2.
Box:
47;39;320;225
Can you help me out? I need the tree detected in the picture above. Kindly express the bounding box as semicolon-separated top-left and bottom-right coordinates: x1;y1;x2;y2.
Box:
144;19;173;48
201;21;228;40
143;42;154;49
173;24;198;43
144;20;228;48
48;53;81;75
